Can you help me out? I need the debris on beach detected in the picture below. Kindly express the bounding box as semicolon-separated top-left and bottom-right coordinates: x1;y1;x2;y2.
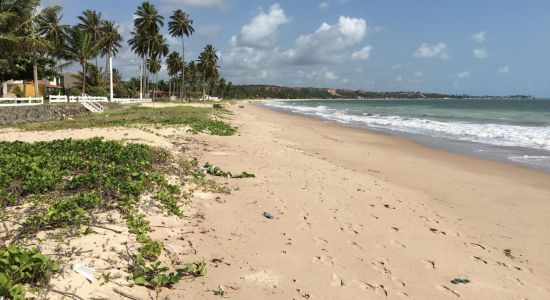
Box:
203;162;256;178
73;263;95;283
450;277;470;284
263;212;274;219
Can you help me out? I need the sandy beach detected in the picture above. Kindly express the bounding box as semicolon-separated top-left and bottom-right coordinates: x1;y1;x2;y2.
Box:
2;103;550;299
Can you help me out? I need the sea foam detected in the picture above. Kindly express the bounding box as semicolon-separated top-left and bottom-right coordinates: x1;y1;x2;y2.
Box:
264;101;550;151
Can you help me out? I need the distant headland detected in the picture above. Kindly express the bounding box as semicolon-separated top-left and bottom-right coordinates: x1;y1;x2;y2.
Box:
227;84;534;100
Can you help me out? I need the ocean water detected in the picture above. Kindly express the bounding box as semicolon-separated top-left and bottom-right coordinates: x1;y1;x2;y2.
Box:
263;99;550;172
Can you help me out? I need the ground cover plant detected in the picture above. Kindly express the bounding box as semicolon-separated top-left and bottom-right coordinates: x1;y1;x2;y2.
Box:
202;162;256;179
13;106;236;136
0;138;207;298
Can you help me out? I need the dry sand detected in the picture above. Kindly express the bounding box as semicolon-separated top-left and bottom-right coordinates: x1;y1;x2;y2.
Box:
2;103;550;299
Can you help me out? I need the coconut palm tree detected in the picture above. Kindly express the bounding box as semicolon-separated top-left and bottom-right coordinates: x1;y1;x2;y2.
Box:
198;44;219;99
218;78;226;99
147;57;161;101
99;21;122;69
133;2;164;35
128;29;148;98
36;6;69;90
168;9;193;98
99;20;122;100
77;10;102;67
65;26;100;94
166;51;183;97
75;64;108;96
131;2;164;97
147;33;168;101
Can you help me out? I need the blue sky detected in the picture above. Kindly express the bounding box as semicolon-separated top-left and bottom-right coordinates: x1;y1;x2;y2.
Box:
42;0;550;97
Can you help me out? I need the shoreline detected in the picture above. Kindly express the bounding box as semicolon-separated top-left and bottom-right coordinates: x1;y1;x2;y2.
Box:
259;100;550;174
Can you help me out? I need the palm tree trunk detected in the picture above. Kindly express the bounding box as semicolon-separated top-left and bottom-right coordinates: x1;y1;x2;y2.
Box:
82;64;86;94
33;62;39;98
109;53;113;101
181;37;185;101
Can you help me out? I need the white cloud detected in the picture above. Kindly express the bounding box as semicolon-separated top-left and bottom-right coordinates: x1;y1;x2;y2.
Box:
498;66;510;74
471;31;486;43
473;47;490;59
325;71;339;80
457;71;471;78
160;0;230;11
283;16;367;65
196;25;221;38
395;75;403;82
414;43;450;59
351;45;372;60
319;2;330;10
239;4;290;48
414;71;423;77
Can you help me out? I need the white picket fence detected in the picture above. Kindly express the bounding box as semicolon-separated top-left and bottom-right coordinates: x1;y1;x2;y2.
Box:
113;98;152;104
49;95;68;103
69;95;109;102
0;95;152;110
0;97;44;107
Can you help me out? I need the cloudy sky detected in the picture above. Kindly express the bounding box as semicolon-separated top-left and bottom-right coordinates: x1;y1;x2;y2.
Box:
43;0;550;97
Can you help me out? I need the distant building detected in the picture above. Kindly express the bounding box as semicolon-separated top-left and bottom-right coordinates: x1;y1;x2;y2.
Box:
63;72;80;90
1;80;62;97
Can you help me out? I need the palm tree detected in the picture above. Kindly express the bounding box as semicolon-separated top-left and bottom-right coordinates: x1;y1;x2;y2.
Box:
131;2;164;97
99;20;122;100
168;9;193;99
65;26;100;94
166;51;183;97
218;78;226;99
99;21;122;69
147;57;161;101
77;10;102;67
134;2;164;34
198;44;219;99
36;6;69;89
147;33;168;101
226;81;233;99
75;64;108;96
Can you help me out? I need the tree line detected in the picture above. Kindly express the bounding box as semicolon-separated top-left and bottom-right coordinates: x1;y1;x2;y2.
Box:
0;0;228;100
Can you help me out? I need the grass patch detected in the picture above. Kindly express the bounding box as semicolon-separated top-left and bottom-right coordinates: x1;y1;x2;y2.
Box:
14;106;236;136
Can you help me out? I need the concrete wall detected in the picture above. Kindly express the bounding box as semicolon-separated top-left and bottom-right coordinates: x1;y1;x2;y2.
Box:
0;103;121;126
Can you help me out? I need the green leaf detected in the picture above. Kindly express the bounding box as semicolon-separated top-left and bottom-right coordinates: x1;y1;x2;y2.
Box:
133;276;146;286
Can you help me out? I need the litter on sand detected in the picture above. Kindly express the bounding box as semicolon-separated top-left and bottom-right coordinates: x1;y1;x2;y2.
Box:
451;277;470;284
73;263;95;283
263;212;274;219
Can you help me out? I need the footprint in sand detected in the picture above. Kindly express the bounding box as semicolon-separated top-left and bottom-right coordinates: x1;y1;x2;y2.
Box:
313;256;334;266
371;261;392;277
346;240;364;250
390;240;407;248
356;280;375;291
423;260;436;269
472;256;488;264
391;276;406;288
374;284;389;297
313;236;329;246
331;273;346;287
372;241;388;249
437;285;460;298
